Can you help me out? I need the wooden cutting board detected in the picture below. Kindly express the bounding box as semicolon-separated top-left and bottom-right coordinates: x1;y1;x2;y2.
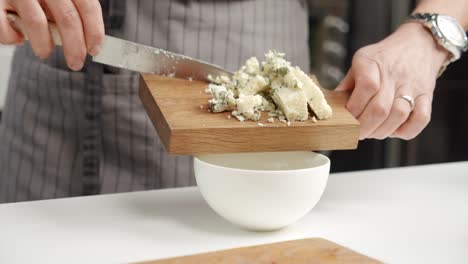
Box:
139;75;360;155
136;238;381;264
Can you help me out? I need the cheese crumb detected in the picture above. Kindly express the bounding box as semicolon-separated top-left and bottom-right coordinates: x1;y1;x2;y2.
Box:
267;117;275;123
311;116;318;123
258;123;264;127
235;115;245;122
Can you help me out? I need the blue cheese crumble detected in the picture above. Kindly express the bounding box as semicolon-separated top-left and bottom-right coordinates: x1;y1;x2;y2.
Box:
206;50;332;122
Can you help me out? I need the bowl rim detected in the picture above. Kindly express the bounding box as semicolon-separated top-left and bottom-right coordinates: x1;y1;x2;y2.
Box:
194;151;330;174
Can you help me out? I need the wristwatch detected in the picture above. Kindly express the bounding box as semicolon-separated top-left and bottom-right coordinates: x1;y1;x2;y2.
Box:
408;13;468;76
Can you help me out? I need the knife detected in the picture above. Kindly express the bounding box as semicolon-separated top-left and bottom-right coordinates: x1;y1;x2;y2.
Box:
6;12;232;82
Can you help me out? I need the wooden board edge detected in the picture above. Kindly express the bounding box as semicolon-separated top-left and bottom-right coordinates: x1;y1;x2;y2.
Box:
309;238;382;263
134;238;382;264
139;74;172;152
167;124;360;155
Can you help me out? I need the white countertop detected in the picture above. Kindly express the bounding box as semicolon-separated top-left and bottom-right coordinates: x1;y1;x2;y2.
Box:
1;161;467;264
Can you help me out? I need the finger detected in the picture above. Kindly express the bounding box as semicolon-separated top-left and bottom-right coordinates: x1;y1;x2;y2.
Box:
357;80;394;140
335;69;354;91
14;0;53;58
345;58;381;118
45;0;86;71
0;8;24;44
72;0;104;56
369;92;412;139
41;3;53;19
392;94;432;140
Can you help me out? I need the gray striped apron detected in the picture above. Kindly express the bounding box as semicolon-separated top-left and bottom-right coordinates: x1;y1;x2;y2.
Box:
0;0;310;203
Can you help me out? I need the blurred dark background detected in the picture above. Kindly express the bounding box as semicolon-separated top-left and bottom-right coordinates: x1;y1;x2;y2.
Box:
307;0;468;172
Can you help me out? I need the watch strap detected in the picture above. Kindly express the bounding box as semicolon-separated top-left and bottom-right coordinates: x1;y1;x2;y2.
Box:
438;60;449;78
408;13;434;22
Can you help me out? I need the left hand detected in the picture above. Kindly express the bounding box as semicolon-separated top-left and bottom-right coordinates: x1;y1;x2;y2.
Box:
336;22;449;140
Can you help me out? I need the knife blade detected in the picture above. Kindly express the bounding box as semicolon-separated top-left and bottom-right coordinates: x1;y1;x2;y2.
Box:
6;12;232;82
93;35;232;81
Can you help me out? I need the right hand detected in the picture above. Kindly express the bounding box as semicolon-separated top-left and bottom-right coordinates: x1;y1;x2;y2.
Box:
0;0;105;71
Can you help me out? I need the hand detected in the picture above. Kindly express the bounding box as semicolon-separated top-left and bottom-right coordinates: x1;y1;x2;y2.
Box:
336;22;449;140
0;0;104;71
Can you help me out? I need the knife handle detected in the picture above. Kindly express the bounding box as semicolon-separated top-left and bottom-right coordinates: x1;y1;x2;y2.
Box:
6;11;62;46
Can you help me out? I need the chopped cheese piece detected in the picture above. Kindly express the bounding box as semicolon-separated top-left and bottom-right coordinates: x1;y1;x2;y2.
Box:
262;50;291;80
238;75;269;96
235;95;263;121
271;87;308;121
244;57;261;75
292;67;333;119
260;97;276;112
207;84;236;113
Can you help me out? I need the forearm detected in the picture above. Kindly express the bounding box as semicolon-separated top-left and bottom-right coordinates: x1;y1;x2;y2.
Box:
414;0;468;30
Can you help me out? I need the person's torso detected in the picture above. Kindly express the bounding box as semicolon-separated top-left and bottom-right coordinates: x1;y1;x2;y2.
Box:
37;0;310;73
0;0;311;202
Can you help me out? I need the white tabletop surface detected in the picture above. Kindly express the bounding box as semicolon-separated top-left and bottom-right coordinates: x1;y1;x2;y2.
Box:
1;161;467;264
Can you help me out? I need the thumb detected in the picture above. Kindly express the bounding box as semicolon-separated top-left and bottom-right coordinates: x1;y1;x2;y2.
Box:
335;69;354;91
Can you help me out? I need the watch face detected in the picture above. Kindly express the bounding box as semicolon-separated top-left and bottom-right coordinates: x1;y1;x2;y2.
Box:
436;15;467;47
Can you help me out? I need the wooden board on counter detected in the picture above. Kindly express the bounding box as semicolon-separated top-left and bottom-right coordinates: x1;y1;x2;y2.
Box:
136;238;381;264
139;75;360;155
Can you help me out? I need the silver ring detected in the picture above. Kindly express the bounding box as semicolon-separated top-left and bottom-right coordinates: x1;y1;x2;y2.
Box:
397;95;416;112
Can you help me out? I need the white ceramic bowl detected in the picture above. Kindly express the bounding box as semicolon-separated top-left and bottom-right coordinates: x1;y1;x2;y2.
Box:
194;151;330;231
